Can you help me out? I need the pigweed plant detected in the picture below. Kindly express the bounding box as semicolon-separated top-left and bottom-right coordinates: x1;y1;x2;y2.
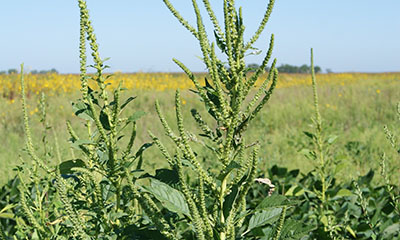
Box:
10;0;154;238
2;1;399;239
304;49;340;234
381;102;400;216
147;0;308;239
3;0;311;239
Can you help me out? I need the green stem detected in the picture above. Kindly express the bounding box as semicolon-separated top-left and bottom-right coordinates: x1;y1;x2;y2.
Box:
219;176;228;240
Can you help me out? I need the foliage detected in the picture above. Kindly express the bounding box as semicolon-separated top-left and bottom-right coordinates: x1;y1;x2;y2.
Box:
0;0;308;239
152;0;314;238
0;0;399;239
277;64;321;74
7;69;18;75
247;63;322;74
30;69;58;74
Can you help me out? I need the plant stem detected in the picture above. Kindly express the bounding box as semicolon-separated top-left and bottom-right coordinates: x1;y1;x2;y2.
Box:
220;176;228;240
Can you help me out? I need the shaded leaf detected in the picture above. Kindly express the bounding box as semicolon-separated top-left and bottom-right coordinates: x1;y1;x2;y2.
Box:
120;96;136;110
223;184;239;219
59;159;86;175
100;109;111;130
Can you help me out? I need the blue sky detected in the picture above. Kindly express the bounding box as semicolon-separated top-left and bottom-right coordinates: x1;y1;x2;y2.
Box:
0;0;399;73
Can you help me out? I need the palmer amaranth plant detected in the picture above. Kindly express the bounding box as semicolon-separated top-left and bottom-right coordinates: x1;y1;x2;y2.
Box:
0;0;314;239
151;0;304;239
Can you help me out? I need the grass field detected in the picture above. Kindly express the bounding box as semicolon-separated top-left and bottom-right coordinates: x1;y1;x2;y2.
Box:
1;72;399;185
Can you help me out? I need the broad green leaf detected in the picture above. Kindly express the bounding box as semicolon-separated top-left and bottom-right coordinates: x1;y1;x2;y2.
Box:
154;168;180;185
223;184;239;219
270;165;288;177
383;223;400;237
280;219;315;239
59;159;86;175
256;194;298;210
259;228;274;239
146;178;190;217
100;109;111;130
359;170;374;185
285;185;305;197
71;101;94;121
247;208;282;233
334;162;347;175
335;188;353;198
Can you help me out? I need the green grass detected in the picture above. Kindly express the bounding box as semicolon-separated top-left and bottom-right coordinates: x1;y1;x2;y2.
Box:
1;76;398;186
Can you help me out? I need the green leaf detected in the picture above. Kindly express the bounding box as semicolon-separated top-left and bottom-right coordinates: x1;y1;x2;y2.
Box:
129;169;145;179
270;165;288;177
383;223;400;237
359;170;374;185
0;204;16;215
214;30;226;53
59;159;86;175
279;219;315;239
109;212;129;221
247;208;282;233
122;225;170;240
223;184;239;219
300;148;317;160
0;212;14;219
70;139;93;150
72;101;94;121
134;143;153;159
154;168;180;185
320;215;328;226
285;185;305;197
146;178;190;217
327;135;338;144
256;194;298;210
128;111;146;123
303;131;316;140
346;226;357;238
217;161;240;180
120;96;136;110
335;188;353;198
334;162;346;175
100;109;111;130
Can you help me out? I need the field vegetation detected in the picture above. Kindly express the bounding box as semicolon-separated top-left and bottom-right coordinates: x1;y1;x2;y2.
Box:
0;72;399;185
0;0;399;239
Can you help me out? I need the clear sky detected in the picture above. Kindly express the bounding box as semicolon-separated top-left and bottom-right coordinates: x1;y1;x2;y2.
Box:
1;0;399;73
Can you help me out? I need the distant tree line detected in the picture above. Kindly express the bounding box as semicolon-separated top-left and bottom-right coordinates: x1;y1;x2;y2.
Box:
247;63;322;73
0;69;18;75
0;68;58;75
